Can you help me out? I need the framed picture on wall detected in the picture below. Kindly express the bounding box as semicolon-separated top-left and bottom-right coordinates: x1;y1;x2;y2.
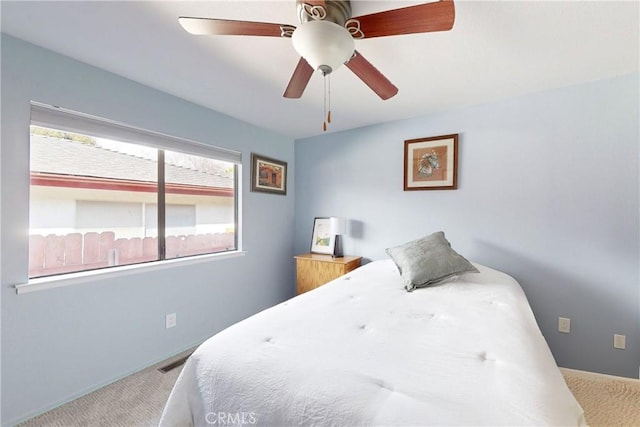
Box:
310;217;334;255
404;134;458;191
251;153;287;195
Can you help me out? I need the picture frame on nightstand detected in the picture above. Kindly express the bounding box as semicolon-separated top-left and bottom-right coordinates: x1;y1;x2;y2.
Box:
310;217;334;255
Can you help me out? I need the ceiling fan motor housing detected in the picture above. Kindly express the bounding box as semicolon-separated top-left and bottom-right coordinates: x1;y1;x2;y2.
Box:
293;1;355;74
296;0;352;26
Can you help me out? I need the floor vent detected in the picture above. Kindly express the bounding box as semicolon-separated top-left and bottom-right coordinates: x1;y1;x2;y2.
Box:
158;353;192;373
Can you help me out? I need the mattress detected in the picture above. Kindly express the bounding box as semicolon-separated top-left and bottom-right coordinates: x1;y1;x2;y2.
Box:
160;259;585;426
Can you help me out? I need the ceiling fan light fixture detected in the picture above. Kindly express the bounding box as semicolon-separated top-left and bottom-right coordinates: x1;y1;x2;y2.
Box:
292;20;354;74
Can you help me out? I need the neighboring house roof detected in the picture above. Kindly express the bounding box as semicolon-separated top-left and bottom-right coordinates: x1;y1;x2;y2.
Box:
30;135;234;189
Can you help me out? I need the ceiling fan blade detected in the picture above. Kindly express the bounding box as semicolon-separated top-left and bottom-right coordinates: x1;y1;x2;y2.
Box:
348;0;454;39
346;51;398;100
179;17;293;37
283;57;314;99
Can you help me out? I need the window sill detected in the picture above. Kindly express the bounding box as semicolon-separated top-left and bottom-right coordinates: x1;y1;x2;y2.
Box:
15;250;247;295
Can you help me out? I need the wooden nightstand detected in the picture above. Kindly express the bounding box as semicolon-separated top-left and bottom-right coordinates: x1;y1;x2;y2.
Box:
294;253;362;295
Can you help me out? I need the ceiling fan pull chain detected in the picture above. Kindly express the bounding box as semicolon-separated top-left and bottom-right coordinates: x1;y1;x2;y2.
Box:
327;74;332;124
323;73;327;132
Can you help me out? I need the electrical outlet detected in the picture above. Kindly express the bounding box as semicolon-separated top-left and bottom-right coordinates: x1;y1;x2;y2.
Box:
613;334;626;350
558;317;571;334
165;313;177;329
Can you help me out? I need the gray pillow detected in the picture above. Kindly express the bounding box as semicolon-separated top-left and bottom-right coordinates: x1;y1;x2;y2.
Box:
386;231;479;292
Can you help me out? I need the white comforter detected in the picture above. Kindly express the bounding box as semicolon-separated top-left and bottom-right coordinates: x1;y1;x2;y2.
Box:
160;260;585;426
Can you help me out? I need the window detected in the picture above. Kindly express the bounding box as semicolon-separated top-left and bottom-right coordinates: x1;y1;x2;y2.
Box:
28;103;241;279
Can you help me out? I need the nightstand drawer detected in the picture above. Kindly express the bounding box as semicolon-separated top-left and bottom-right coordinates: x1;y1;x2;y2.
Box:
294;253;362;294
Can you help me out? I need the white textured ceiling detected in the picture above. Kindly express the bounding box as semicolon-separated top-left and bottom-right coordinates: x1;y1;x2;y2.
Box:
2;1;638;139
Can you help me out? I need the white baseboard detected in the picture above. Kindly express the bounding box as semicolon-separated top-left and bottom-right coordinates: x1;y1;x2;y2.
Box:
560;367;640;383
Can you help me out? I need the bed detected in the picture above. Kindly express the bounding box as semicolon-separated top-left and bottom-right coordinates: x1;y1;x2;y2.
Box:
160;254;585;426
160;231;586;426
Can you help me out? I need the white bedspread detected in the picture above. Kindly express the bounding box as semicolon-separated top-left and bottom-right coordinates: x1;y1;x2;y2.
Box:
160;260;585;426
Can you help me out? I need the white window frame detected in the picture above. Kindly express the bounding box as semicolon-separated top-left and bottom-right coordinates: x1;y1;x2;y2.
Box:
18;102;245;294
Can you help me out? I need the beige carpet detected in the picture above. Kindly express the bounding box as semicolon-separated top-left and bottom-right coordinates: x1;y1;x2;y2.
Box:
17;350;190;427
17;361;640;426
561;368;640;427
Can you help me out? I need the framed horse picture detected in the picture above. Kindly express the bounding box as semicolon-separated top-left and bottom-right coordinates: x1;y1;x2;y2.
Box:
404;134;458;190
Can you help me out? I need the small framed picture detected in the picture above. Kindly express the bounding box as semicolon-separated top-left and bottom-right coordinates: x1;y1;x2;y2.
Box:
404;134;458;190
310;217;334;255
251;153;287;195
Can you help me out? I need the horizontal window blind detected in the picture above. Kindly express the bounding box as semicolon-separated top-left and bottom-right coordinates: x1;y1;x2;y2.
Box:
30;102;242;164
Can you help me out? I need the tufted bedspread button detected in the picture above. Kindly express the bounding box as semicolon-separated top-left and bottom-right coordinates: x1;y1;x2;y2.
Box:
372;378;394;391
477;351;495;362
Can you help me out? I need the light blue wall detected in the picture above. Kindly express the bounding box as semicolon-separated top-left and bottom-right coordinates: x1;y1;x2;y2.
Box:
1;35;296;425
295;74;640;378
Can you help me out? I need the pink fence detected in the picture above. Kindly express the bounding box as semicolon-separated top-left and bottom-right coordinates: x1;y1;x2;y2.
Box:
29;231;235;278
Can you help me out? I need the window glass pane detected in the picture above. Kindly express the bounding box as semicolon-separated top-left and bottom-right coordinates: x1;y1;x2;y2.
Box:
29;121;239;280
163;150;236;259
144;204;196;235
29;126;158;278
76;201;143;229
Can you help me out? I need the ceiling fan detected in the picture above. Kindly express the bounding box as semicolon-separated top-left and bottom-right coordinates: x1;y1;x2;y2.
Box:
179;0;454;129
